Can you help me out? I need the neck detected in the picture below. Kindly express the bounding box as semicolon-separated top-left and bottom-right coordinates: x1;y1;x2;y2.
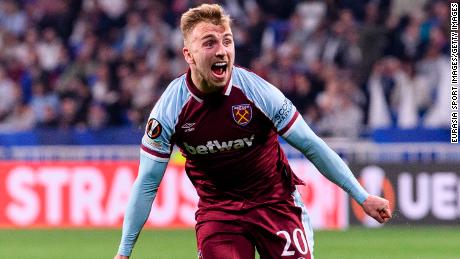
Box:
190;68;219;94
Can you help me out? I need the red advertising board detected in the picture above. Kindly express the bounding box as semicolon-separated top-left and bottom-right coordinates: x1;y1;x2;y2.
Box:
0;160;346;229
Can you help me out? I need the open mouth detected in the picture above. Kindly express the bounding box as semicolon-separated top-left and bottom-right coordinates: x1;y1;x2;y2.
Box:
211;62;228;77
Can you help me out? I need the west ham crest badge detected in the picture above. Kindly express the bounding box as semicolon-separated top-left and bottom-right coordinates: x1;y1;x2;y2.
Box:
232;104;252;126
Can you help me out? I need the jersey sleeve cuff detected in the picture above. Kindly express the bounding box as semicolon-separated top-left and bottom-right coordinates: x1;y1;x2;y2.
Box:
279;111;300;137
140;144;170;162
353;189;369;205
117;247;132;257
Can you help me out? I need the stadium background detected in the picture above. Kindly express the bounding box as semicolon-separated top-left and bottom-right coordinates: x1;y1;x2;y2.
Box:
0;0;458;258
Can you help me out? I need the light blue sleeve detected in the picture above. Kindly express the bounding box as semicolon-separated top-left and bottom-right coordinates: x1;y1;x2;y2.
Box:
283;117;369;204
117;152;168;256
141;75;190;158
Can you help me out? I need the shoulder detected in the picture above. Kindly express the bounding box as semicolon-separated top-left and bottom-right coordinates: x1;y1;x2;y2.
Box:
232;66;273;94
155;74;190;111
231;66;297;130
162;74;188;99
232;66;281;96
232;66;263;84
149;73;191;129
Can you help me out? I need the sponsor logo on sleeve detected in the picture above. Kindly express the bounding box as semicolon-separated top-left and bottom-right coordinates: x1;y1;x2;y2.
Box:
146;118;162;139
142;137;164;149
274;98;293;127
232;104;252;126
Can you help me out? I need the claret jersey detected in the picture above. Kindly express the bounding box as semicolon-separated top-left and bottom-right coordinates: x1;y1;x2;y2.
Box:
141;66;303;221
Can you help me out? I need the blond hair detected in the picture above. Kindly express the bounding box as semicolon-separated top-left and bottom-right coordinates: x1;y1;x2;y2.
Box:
180;4;231;41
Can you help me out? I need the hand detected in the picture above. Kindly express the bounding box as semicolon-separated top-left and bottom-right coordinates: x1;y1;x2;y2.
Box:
114;255;129;259
361;195;392;223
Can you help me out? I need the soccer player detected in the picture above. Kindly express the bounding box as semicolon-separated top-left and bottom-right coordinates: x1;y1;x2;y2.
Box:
114;4;391;259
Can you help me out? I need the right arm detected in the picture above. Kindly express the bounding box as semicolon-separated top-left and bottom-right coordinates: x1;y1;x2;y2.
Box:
115;153;168;258
115;77;185;258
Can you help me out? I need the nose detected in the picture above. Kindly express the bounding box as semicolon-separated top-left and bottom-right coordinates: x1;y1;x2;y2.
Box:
215;43;226;57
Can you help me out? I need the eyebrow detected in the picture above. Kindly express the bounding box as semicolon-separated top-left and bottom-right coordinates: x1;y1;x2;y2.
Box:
200;33;233;41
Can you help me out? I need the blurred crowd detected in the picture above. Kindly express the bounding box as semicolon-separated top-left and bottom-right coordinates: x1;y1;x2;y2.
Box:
0;0;452;138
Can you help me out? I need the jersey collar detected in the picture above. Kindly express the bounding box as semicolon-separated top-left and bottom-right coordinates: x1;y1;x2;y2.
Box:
185;68;233;103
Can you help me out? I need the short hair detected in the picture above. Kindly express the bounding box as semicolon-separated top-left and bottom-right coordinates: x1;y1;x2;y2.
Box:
180;4;231;41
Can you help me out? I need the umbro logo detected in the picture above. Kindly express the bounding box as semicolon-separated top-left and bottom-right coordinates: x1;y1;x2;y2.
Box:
182;123;195;132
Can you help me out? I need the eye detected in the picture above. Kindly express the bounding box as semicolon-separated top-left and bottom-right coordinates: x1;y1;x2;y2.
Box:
204;40;214;47
223;39;233;46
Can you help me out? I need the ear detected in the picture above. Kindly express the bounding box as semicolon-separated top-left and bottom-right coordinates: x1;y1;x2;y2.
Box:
183;46;194;65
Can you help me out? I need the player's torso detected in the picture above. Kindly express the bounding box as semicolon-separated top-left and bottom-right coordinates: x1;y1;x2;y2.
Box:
173;86;276;178
172;85;293;210
142;67;303;217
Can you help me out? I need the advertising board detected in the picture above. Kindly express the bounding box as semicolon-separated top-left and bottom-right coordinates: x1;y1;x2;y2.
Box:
0;160;346;229
349;164;460;226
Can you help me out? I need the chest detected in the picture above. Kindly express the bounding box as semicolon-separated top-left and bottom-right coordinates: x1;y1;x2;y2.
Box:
173;90;273;154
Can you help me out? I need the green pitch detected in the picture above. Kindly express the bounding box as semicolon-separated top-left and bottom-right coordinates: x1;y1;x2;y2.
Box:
0;226;458;259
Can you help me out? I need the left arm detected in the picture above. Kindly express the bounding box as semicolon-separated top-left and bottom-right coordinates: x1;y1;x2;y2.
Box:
282;117;391;223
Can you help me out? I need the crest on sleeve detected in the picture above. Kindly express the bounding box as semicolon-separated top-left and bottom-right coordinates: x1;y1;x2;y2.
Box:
146;118;162;139
232;104;252;126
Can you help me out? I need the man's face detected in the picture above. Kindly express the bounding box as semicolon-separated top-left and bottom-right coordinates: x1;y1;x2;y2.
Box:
183;21;235;91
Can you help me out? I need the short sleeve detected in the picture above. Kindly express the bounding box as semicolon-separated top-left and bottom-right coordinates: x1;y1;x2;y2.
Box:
140;76;189;162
